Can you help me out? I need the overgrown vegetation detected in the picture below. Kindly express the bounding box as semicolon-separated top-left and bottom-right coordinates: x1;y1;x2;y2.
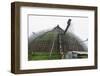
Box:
28;51;60;60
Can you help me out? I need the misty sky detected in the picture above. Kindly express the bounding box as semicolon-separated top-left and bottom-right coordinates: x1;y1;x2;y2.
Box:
28;15;88;42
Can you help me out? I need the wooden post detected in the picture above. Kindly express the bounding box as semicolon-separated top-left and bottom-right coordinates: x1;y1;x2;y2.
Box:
59;34;64;59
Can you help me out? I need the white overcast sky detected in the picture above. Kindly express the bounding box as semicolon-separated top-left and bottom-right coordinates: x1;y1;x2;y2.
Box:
28;15;88;41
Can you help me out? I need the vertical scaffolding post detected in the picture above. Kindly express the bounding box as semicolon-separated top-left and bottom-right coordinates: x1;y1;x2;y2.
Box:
59;34;64;59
